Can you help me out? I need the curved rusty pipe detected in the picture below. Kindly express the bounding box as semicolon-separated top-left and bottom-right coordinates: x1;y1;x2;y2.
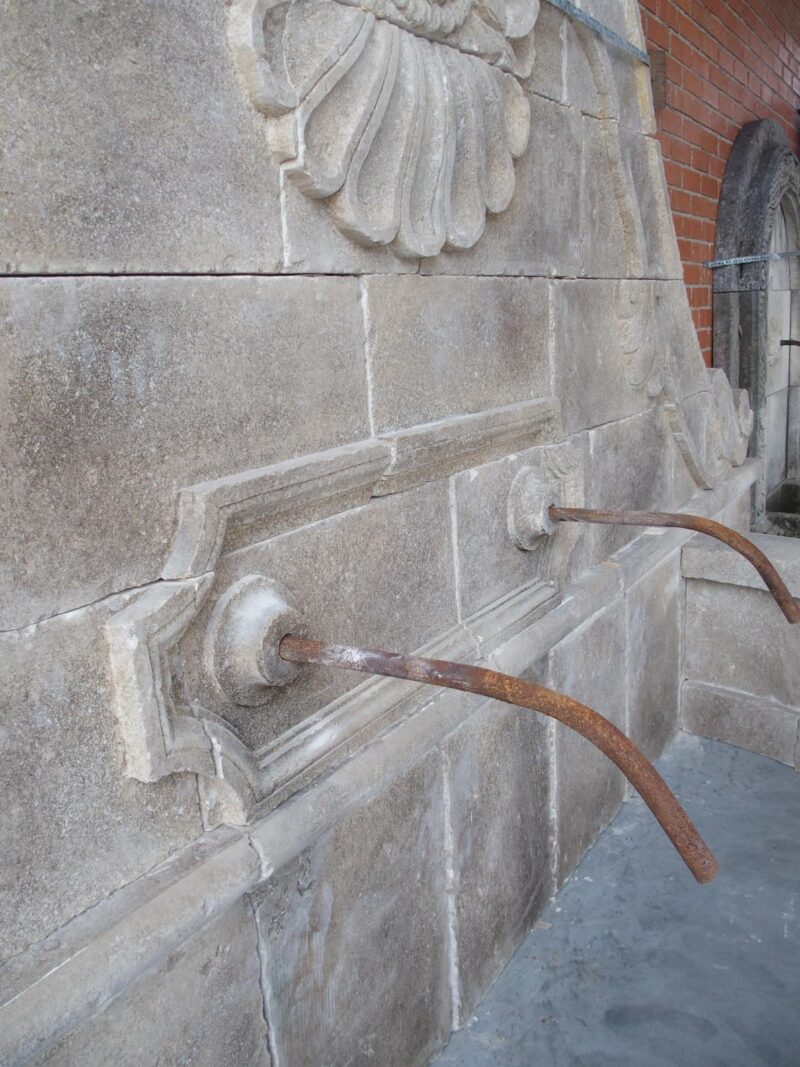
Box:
279;635;719;885
550;505;800;625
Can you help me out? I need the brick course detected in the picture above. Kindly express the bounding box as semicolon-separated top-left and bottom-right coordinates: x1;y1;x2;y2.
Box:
639;0;800;364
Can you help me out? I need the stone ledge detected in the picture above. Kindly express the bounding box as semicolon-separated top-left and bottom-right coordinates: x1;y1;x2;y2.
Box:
682;681;800;769
681;526;800;595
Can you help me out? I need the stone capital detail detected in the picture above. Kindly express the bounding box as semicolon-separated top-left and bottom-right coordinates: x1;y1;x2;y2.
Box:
228;0;539;256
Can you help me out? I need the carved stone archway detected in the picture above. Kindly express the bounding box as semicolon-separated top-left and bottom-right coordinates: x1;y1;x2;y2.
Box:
713;119;800;529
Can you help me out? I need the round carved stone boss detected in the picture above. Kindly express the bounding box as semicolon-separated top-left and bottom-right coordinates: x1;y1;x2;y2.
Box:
506;466;561;550
205;575;308;705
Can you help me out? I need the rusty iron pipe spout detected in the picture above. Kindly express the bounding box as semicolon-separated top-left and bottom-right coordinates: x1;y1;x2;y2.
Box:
279;635;719;885
549;505;800;625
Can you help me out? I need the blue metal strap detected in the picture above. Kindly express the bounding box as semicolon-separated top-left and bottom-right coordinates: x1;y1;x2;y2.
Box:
705;250;800;269
544;0;650;65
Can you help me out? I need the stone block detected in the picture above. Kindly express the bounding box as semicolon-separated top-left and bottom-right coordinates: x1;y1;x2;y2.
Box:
682;682;799;768
656;281;713;403
682;530;800;594
0;276;369;629
365;276;550;433
0;1;282;273
546;597;628;886
620;128;683;280
685;579;800;711
0;595;203;963
35;902;269;1066
452;439;587;618
625;554;680;761
523;1;565;103
442;702;552;1021
551;281;651;434
421;95;582;277
177;480;458;750
580;117;631;279
252;752;451;1067
573;409;672;571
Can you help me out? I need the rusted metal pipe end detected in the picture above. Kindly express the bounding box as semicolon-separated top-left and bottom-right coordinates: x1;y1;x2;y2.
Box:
280;635;719;885
549;505;800;625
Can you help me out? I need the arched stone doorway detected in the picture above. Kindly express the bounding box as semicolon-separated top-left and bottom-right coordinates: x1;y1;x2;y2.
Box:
712;119;800;533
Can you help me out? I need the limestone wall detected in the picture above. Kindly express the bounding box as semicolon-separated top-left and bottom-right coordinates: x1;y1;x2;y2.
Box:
0;2;756;1063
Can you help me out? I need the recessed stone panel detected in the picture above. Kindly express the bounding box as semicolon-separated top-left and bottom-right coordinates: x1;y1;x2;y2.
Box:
0;276;369;629
0;1;283;274
452;439;587;618
177;480;458;750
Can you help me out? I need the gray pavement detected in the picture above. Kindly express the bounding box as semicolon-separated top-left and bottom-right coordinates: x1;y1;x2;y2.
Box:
432;733;800;1066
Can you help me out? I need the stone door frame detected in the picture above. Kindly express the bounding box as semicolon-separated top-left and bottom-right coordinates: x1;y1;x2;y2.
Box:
712;118;800;525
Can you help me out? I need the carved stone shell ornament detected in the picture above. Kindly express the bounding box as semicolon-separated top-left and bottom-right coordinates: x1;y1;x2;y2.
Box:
229;0;539;255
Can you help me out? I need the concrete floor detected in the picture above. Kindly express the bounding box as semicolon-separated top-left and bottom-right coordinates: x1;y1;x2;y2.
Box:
433;733;800;1067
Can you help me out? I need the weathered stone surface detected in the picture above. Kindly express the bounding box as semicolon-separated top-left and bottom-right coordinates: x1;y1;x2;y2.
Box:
421;95;582;278
563;0;654;134
0;1;283;274
682;682;799;768
620;128;683;280
365;276;550;433
36;901;269;1066
442;701;552;1021
626;554;680;760
656;281;712;403
551;281;651;433
546;597;628;886
0;596;203;963
580;117;632;279
281;179;421;275
452;440;587;618
685;579;800;710
229;0;537;261
523;0;565;103
573;409;672;571
178;480;457;750
253;752;451;1067
0;276;370;629
682;530;800;593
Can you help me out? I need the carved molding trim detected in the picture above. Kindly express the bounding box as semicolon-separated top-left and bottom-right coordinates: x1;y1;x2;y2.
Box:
228;0;539;256
106;399;561;824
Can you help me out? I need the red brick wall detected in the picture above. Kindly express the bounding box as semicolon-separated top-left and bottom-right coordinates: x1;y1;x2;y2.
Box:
639;0;800;364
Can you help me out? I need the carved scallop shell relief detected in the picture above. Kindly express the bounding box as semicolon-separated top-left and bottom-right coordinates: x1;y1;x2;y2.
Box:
229;0;539;255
